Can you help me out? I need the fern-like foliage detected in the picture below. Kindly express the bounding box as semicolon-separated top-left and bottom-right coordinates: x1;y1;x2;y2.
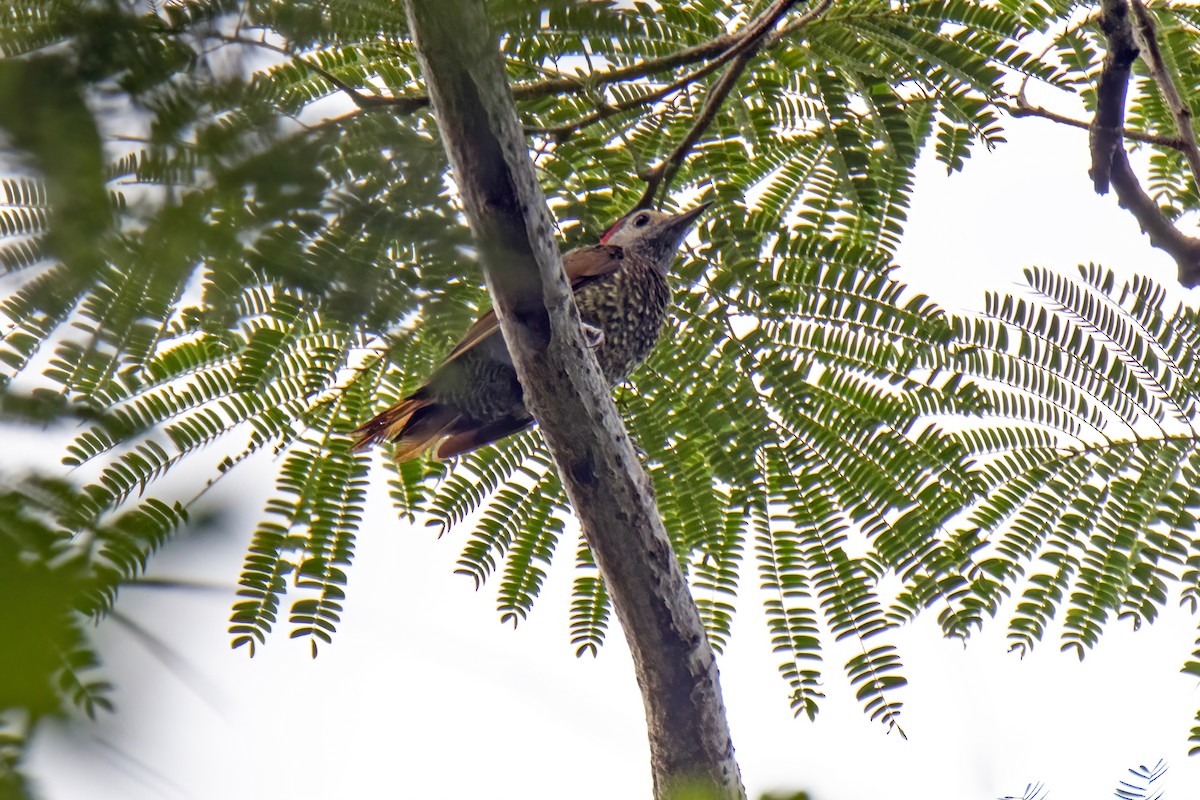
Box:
999;780;1047;800
933;267;1199;641
1116;759;1168;800
9;0;1200;787
909;266;1200;751
1003;759;1169;800
0;474;191;762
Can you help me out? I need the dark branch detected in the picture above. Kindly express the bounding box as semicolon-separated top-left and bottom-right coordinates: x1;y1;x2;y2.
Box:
309;28;744;118
637;49;758;208
208;32;288;54
299;59;394;109
1110;135;1200;285
1091;0;1140;193
504;33;738;107
638;0;834;207
526;31;763;141
1092;0;1200;286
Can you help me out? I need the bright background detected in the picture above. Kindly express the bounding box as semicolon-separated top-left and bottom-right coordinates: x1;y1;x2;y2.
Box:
22;98;1200;800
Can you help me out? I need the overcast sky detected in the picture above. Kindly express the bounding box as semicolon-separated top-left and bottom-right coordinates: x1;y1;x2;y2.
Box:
23;96;1200;800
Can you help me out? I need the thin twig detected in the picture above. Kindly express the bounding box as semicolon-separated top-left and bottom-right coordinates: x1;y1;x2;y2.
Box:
209;31;288;55
1128;0;1200;181
637;49;759;207
217;27;742;116
496;0;826;116
527;36;761;140
525;62;718;140
299;58;394;109
1006;99;1186;149
320;31;743;117
504;33;739;107
637;0;835;207
207;32;416;111
1014;11;1100;108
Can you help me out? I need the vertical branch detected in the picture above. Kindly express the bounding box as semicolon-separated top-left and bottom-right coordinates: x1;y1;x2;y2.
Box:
401;1;746;798
1090;0;1140;194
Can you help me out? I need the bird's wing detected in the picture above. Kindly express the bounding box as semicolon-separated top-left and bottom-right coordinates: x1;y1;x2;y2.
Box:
441;308;501;364
441;244;624;364
563;243;627;285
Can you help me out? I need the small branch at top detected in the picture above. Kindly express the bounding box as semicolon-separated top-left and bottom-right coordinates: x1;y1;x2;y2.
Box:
636;49;759;208
212;3;836;142
637;0;834;208
526;26;772;141
209;32;288;54
519;0;838;142
320;30;743;118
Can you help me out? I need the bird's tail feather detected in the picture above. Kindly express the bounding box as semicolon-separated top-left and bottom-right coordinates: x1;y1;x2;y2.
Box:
351;393;460;462
435;416;534;460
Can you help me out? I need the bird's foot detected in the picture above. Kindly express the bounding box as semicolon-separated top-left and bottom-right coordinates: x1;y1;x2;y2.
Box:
581;322;604;349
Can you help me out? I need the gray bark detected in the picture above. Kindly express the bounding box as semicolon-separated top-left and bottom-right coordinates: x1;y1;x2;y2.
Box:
402;1;745;798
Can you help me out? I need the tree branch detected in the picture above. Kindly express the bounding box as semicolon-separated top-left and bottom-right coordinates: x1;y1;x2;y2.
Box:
1110;135;1200;285
1128;0;1200;184
302;27;742;118
636;49;758;208
299;58;395;110
524;53;735;141
638;0;834;207
526;19;774;142
401;1;745;798
279;1;833;135
1006;98;1186;149
1092;0;1200;286
1091;0;1140;193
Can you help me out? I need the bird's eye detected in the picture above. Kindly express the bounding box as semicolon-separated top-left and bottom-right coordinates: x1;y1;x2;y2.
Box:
634;213;650;227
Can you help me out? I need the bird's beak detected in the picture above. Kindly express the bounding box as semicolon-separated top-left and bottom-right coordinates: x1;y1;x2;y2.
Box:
664;201;711;242
673;201;712;228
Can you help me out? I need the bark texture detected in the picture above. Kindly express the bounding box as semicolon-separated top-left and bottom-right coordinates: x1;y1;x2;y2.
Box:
402;1;745;798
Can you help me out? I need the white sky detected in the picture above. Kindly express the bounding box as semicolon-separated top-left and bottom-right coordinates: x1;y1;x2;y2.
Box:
24;101;1200;800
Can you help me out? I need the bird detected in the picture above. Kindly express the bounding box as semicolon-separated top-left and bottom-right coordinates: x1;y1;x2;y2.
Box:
351;203;709;461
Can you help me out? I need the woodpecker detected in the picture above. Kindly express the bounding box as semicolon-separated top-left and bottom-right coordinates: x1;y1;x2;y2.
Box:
351;203;709;460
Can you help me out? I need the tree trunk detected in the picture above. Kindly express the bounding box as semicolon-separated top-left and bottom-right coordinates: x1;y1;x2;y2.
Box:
401;2;745;798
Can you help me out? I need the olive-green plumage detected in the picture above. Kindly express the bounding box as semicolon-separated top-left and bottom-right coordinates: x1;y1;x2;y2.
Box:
352;204;708;460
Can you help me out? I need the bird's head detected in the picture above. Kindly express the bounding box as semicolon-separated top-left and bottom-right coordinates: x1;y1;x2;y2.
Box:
600;203;710;272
